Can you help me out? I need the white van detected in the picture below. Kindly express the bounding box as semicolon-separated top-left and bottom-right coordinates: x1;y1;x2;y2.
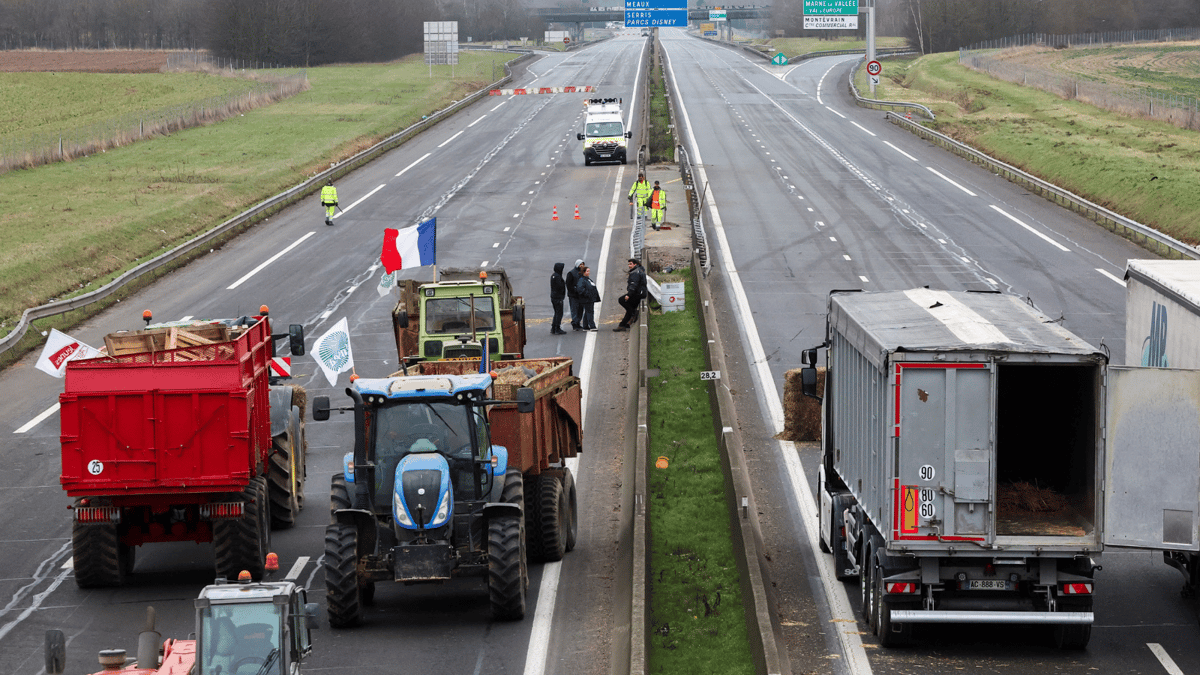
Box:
577;98;631;165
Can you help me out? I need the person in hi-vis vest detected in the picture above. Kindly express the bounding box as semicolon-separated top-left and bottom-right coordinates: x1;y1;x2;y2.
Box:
320;179;339;225
645;181;666;231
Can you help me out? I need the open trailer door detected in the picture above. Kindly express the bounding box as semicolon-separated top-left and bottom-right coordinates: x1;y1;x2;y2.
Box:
1104;366;1200;551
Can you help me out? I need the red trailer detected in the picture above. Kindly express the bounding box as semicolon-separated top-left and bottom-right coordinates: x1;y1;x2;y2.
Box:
60;312;307;586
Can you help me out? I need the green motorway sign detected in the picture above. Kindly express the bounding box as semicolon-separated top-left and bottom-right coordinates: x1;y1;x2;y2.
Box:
803;0;858;15
772;53;788;66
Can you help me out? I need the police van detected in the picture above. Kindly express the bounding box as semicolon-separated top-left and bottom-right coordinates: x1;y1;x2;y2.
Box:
577;98;631;165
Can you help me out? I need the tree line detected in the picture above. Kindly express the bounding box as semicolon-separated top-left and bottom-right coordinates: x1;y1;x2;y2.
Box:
3;0;1196;63
772;0;1200;53
0;0;546;65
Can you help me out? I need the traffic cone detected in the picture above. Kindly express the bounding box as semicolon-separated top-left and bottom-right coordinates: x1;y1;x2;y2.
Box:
906;111;912;121
552;206;558;221
574;205;580;220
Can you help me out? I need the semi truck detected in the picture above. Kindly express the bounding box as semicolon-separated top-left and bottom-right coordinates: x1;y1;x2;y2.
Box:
60;310;307;586
1120;259;1200;595
577;97;631;165
313;356;581;626
391;267;526;365
800;287;1200;648
45;577;319;675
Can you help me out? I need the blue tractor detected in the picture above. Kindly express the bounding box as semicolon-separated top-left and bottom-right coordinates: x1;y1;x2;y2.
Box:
312;371;536;626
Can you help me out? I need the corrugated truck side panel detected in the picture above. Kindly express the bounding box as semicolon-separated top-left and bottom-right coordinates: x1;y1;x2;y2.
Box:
829;327;888;531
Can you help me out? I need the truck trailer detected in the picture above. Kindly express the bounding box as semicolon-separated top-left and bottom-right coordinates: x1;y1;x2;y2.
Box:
800;287;1200;648
313;356;581;626
1121;259;1200;595
60;311;307;586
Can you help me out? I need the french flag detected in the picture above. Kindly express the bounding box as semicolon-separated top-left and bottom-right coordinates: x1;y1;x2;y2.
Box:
380;218;437;274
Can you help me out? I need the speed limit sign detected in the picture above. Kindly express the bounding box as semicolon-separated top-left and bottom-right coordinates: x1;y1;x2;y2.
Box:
866;60;882;76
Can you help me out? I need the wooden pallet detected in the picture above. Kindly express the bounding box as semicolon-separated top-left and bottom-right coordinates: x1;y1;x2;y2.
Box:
104;324;229;357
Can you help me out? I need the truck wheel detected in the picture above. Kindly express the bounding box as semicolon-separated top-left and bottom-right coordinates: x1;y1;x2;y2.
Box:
330;473;351;522
873;551;912;646
490;470;528;621
1052;601;1092;650
538;475;568;562
72;520;129;588
830;493;855;581
563;467;578;552
214;477;269;580
324;522;362;627
268;430;301;529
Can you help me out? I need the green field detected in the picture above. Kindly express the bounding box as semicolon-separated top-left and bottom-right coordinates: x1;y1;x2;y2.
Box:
0;51;513;342
858;49;1200;246
0;72;263;137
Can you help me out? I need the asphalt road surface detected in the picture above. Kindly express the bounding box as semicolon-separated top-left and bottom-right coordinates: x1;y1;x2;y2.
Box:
1;28;1197;675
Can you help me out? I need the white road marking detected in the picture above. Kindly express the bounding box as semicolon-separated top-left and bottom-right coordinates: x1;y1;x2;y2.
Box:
320;309;333;320
927;167;977;196
1097;268;1127;286
227;232;317;290
395;153;431;177
989;205;1071;252
1148;643;1185;675
489;101;506;112
667;48;874;675
180;315;194;322
468;115;487;128
859;275;870;283
437;130;464;147
492;243;500;248
825;106;846;119
884;141;918;161
285;556;310;581
15;403;60;434
851;121;876;137
843;254;852;261
339;184;386;216
480;261;489;267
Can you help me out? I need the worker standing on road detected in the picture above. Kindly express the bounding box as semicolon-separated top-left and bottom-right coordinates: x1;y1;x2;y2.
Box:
627;172;651;222
550;262;567;335
645;181;666;231
566;259;586;331
321;179;339;226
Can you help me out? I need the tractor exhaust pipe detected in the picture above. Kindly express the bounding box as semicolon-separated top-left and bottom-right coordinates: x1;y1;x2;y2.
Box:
136;606;160;670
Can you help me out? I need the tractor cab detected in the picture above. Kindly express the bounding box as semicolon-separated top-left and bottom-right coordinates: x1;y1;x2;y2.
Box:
195;580;317;675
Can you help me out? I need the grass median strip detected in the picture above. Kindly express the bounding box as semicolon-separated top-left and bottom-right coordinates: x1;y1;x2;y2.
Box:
647;272;753;675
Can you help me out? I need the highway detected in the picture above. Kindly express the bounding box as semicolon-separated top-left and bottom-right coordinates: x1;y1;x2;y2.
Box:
0;26;1198;675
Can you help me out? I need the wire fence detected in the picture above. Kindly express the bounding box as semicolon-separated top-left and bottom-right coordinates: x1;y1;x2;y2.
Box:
958;28;1200;131
0;56;308;175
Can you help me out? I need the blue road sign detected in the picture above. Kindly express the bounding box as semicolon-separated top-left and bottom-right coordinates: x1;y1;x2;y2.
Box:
626;0;687;8
625;9;687;27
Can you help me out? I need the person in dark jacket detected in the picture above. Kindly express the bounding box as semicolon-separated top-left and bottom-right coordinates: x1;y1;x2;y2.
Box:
614;258;646;331
576;266;601;331
550;262;567;335
565;259;586;331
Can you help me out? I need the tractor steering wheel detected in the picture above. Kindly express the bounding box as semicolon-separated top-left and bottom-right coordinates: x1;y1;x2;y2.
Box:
231;655;266;672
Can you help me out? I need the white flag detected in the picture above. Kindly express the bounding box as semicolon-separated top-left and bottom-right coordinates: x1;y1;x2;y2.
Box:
313;317;354;387
376;270;397;298
36;328;102;378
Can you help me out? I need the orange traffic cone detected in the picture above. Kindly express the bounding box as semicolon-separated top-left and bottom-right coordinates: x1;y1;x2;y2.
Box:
574;205;580;220
552;206;558;221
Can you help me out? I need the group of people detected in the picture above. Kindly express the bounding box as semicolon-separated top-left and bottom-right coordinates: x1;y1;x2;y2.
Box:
627;172;667;230
550;258;647;334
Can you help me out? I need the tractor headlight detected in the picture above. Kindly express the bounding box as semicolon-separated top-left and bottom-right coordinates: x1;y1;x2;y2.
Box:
395;502;414;527
431;493;451;528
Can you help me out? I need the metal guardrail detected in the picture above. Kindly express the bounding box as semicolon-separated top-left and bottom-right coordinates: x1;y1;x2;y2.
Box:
885;112;1199;260
847;55;936;120
0;52;536;358
660;36;711;272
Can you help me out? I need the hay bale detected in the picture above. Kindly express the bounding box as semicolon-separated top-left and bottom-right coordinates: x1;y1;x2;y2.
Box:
780;367;824;442
998;481;1069;514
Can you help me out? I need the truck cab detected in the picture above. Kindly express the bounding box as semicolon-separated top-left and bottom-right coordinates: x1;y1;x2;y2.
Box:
577;98;631;165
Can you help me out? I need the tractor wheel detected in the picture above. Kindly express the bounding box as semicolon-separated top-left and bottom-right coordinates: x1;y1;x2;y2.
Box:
268;430;301;529
562;467;578;552
330;473;351;522
523;474;546;562
214;477;269;580
324;521;363;628
291;405;307;510
72;519;129;588
488;514;527;621
489;470;528;621
537;475;568;563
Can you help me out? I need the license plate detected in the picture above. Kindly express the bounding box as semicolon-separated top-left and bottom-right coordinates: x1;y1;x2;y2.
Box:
963;579;1014;591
